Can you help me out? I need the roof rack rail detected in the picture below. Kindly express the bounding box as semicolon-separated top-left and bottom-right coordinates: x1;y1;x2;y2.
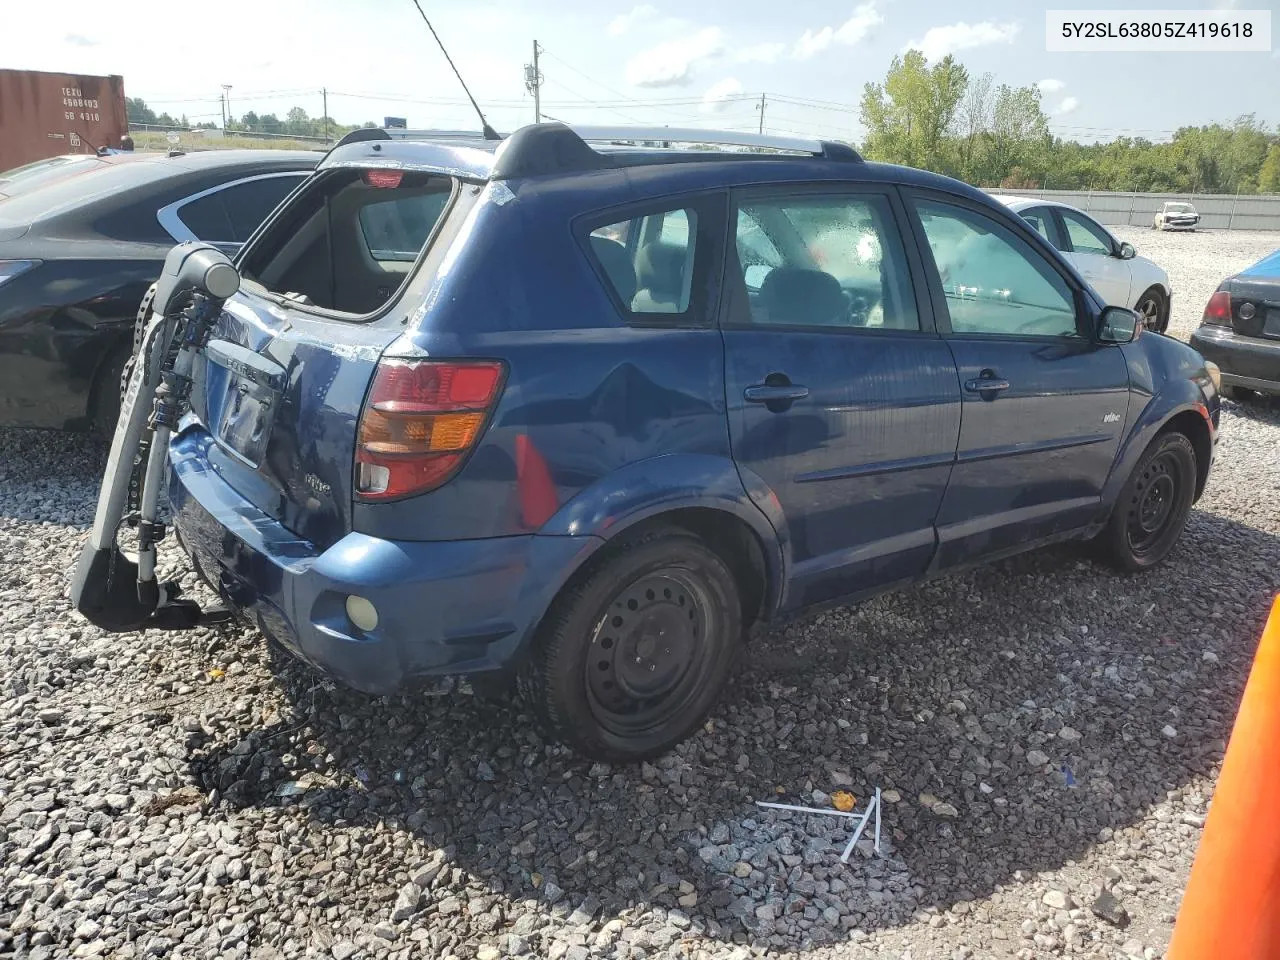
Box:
490;123;861;179
329;122;863;179
568;125;861;161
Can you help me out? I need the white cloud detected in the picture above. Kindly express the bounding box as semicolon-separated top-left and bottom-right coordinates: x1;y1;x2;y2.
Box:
607;5;658;37
626;27;724;87
906;21;1020;62
701;77;744;113
735;42;786;64
794;3;883;59
794;27;834;59
1057;96;1079;115
1037;78;1065;94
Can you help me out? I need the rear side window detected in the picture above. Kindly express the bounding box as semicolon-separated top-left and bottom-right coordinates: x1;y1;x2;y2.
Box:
174;175;306;244
175;191;235;241
589;206;698;314
223;176;305;240
239;169;454;318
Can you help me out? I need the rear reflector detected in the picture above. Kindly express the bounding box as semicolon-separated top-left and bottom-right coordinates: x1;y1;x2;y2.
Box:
355;359;505;501
1203;290;1232;326
363;169;404;189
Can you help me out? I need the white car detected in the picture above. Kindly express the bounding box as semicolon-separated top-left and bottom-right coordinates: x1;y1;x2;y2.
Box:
1153;201;1200;232
997;196;1173;333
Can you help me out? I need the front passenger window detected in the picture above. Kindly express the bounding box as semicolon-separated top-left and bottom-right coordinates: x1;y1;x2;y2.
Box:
914;200;1079;338
1060;210;1114;256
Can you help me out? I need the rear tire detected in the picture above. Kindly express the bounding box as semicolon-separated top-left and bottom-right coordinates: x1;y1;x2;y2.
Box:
1096;431;1196;572
1221;385;1253;403
90;349;129;437
1135;286;1169;333
519;527;742;762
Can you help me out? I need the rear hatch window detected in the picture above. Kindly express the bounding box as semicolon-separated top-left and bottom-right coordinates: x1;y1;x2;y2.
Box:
188;167;461;548
238;168;454;317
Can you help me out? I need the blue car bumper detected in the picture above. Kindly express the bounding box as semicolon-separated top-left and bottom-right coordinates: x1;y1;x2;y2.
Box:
168;430;600;694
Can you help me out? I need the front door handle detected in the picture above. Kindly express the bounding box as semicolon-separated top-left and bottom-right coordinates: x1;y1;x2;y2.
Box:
744;384;810;404
963;371;1010;400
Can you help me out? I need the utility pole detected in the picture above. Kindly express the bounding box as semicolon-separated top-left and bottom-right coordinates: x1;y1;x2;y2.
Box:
221;84;233;130
756;93;767;135
524;41;543;123
322;88;329;143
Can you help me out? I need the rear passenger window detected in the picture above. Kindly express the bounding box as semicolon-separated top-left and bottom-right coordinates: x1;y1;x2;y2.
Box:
732;193;918;331
588;207;697;314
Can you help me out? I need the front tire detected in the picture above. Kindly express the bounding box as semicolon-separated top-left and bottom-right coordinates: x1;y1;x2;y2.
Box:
1135;286;1169;333
520;527;742;762
1096;432;1196;572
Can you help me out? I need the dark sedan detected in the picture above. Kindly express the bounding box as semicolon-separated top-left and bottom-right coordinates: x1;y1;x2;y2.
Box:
0;149;317;431
1190;248;1280;400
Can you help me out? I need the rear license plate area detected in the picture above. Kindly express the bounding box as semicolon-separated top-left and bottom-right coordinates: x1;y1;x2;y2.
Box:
1264;309;1280;339
204;339;286;467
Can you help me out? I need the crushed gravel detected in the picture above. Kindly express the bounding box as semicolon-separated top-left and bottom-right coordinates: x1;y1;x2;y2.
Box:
2;238;1280;958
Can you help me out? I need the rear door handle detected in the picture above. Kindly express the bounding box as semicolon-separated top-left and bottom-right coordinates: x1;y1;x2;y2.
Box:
744;384;810;404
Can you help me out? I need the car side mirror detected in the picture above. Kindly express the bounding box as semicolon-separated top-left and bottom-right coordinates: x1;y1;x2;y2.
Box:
1117;241;1136;260
1097;305;1139;344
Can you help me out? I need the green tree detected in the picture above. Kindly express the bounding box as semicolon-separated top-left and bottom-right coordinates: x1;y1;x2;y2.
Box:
1260;145;1280;194
986;84;1050;185
126;97;157;124
860;50;968;172
285;107;311;137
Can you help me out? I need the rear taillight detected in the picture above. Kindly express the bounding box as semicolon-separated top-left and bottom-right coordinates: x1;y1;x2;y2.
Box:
1203;290;1232;326
355;359;505;501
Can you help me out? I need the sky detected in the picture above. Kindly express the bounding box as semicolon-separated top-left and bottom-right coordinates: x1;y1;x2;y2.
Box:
2;0;1278;144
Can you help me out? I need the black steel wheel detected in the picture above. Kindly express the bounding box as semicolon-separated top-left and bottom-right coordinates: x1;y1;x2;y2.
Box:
520;527;742;762
1096;431;1196;571
1135;287;1168;333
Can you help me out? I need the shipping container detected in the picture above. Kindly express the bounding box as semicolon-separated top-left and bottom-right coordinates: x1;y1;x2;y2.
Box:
0;69;128;173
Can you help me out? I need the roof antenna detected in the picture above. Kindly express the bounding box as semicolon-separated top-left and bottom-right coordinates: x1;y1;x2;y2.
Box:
407;0;501;140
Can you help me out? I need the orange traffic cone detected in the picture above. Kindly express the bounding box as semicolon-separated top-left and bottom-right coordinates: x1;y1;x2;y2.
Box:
1167;594;1280;960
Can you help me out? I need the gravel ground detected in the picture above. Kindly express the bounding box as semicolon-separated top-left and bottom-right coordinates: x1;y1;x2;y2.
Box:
3;271;1280;959
1111;227;1280;343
